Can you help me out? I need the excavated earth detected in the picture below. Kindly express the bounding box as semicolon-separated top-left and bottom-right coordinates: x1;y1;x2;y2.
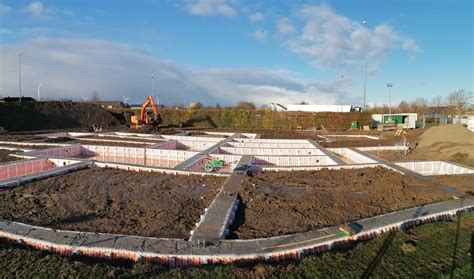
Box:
0;150;20;163
229;167;470;239
0;168;225;239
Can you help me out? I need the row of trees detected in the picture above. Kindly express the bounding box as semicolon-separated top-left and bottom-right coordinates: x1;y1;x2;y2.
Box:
367;89;473;121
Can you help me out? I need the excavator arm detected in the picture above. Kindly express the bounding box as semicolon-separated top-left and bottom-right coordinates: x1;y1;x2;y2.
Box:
140;96;158;124
130;95;161;127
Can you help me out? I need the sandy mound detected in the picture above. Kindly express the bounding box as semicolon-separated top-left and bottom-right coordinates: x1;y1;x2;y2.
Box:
418;124;474;148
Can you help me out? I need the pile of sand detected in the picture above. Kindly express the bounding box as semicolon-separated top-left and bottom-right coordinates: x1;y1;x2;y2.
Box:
418;124;474;148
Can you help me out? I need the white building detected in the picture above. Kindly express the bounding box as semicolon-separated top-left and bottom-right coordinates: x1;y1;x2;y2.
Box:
371;113;418;129
271;103;360;112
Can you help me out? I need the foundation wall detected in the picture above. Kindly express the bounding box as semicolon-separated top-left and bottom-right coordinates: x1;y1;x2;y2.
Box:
162;135;222;142
174;140;220;151
253;155;336;167
27;145;83;158
215;146;324;156
224;142;314;149
0;158;56;181
186;154;241;172
233;138;310;144
395;161;474;176
0;202;471;268
329;148;377;164
356;146;407;151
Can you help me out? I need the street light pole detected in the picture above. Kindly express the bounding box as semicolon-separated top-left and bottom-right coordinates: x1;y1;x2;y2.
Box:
18;53;23;102
386;83;393;115
151;75;155;98
362;20;368;110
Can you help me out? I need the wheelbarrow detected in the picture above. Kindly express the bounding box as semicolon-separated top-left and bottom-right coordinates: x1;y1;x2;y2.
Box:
203;157;234;173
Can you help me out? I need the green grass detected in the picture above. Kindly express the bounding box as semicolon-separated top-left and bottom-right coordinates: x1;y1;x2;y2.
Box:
1;213;473;278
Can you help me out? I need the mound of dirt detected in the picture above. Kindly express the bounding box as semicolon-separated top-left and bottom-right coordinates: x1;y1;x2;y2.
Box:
418;124;474;147
0;101;121;132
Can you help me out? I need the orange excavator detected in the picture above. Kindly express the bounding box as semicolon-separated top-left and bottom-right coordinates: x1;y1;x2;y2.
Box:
130;95;162;128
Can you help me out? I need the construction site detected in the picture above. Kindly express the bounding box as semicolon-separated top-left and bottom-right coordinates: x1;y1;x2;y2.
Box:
0;100;472;277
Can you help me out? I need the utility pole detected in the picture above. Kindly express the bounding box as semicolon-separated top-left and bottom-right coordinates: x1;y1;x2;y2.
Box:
151;75;155;98
362;20;368;110
18;53;23;102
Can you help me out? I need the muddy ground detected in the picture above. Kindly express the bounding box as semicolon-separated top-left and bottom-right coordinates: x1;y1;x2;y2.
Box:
205;128;425;148
229;167;467;239
0;168;225;239
368;143;474;168
0;150;21;163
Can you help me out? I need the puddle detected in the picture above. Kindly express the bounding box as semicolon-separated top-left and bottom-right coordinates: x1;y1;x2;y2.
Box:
438;184;460;194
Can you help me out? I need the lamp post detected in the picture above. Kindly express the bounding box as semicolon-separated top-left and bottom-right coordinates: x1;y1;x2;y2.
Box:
151;75;155;97
18;52;23;102
386;83;393;115
362;20;368;109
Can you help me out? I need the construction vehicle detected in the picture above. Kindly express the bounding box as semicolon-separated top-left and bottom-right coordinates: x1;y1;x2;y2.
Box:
130;95;162;128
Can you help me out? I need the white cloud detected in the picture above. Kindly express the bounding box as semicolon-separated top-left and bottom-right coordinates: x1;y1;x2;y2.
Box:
283;4;421;73
0;37;347;106
248;12;264;22
402;38;421;54
0;3;11;15
253;29;268;42
23;1;73;19
25;1;45;17
276;18;294;35
0;28;11;35
186;0;236;17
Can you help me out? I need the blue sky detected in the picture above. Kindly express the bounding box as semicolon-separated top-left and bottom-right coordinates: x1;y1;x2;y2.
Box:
0;0;472;106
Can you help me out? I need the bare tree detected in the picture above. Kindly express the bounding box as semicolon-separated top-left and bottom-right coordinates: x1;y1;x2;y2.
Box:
412;98;429;128
396;101;412;113
431;95;443;124
446;89;472;117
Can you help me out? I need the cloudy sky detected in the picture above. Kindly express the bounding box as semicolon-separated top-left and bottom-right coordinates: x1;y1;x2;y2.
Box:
0;0;472;106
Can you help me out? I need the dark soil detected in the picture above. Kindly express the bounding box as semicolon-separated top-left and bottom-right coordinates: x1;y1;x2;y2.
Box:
0;150;20;163
0;168;225;239
0;102;121;132
230;167;458;239
207;128;425;148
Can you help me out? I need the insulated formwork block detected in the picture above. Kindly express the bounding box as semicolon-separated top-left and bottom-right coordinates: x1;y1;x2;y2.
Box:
112;235;146;262
72;233;117;259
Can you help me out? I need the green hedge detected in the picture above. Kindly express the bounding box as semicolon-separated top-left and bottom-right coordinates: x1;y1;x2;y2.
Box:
156;108;371;129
